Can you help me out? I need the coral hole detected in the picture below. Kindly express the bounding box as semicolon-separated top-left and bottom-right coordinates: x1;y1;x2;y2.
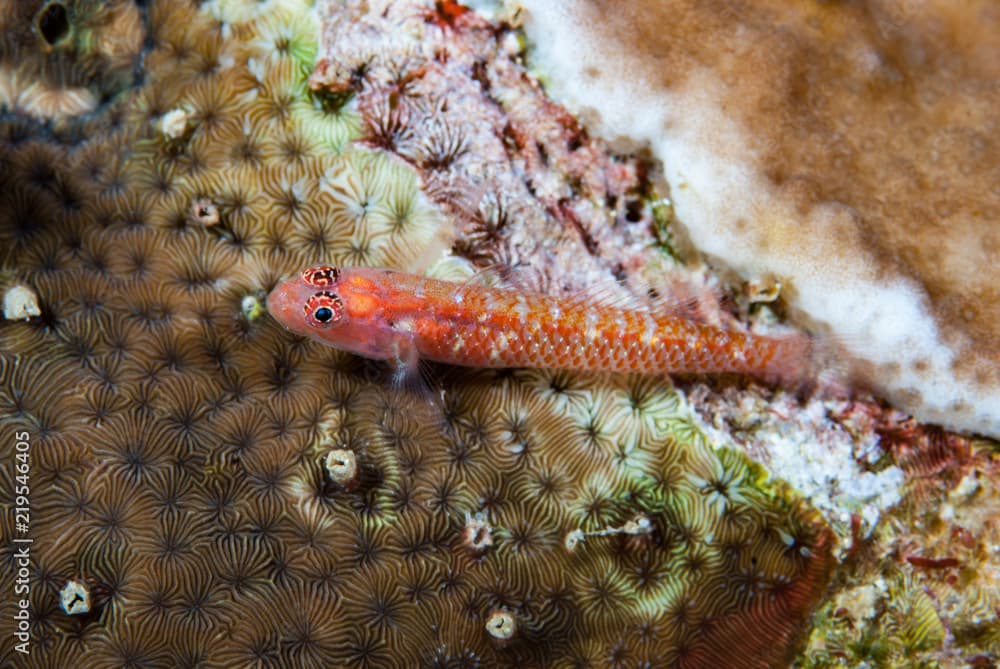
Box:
36;2;70;46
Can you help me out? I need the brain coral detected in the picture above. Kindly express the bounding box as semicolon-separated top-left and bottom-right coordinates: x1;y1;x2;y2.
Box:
0;0;144;120
2;0;834;666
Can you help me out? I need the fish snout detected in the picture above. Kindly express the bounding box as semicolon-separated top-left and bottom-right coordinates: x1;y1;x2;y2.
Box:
266;284;301;331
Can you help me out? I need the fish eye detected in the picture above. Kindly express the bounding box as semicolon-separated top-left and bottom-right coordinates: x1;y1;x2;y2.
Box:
304;291;344;327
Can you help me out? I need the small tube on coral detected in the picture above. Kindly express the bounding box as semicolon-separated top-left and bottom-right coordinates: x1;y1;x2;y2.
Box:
241;295;264;322
564;529;585;552
3;284;41;320
623;515;652;535
462;512;494;554
190;198;221;226
564;514;653;553
160;107;192;139
745;277;782;304
324;448;358;490
59;580;91;615
500;31;522;57
485;608;516;642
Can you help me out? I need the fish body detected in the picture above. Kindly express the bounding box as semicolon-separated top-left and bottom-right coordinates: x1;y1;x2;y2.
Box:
267;265;811;383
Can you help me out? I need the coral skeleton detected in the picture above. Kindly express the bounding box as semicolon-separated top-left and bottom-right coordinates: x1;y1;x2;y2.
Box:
323;447;359;490
564;513;653;552
2;283;41;320
486;608;517;641
462;511;494;553
58;579;91;616
158;107;192;140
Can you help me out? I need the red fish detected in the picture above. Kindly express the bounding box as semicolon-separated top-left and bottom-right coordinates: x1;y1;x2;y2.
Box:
267;265;812;383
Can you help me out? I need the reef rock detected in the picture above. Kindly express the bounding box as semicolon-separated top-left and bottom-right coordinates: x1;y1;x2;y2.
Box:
518;0;1000;438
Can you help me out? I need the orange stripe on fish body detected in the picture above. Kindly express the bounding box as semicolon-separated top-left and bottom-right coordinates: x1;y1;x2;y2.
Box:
267;265;812;383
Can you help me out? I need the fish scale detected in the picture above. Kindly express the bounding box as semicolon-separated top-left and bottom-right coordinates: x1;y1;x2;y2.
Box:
268;265;813;384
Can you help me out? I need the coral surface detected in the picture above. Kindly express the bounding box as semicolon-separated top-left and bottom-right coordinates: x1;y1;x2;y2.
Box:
796;422;999;668
0;1;840;667
0;0;144;120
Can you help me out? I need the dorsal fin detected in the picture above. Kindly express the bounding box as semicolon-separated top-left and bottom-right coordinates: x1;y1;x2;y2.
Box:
557;278;646;313
426;257;541;302
556;272;713;322
642;277;720;324
426;256;719;323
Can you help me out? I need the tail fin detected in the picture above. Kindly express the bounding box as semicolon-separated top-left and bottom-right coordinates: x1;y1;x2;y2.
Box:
767;332;851;397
